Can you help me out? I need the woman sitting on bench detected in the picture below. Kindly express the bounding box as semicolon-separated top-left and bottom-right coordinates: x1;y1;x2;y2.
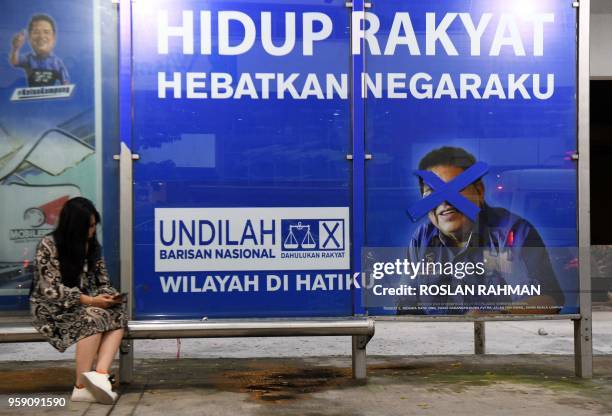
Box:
30;197;126;404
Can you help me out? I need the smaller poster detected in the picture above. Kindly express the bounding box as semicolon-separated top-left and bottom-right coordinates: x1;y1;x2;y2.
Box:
0;1;97;308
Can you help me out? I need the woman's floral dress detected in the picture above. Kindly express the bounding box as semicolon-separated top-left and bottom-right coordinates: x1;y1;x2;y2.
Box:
30;236;127;352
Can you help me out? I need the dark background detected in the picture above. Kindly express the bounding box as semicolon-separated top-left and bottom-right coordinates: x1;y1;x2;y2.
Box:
590;79;612;302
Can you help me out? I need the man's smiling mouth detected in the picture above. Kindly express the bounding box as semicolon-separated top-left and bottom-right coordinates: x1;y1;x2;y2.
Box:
438;207;458;216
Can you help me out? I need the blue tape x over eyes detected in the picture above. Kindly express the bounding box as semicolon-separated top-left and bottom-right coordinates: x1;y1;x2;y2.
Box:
407;161;489;222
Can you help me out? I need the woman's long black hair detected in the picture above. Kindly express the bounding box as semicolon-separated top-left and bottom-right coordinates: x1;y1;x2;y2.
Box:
53;197;101;288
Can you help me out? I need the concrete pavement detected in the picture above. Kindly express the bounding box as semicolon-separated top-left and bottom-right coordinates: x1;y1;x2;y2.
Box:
0;312;611;415
0;355;611;415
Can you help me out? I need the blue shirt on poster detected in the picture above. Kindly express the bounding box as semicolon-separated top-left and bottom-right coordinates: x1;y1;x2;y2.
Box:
400;204;565;315
16;53;70;87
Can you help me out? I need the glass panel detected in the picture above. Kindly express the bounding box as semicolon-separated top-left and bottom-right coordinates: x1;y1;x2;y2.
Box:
363;0;578;315
132;0;352;319
0;0;120;315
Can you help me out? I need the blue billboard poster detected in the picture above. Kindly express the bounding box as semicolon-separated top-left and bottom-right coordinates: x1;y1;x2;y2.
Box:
0;1;100;310
130;0;578;318
131;1;353;318
362;0;578;315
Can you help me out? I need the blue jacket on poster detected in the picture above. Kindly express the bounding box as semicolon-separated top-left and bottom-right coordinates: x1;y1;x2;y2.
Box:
16;52;70;87
401;204;565;315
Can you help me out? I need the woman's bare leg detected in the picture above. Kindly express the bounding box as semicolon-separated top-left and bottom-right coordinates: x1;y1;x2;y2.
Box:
75;333;103;386
95;328;124;373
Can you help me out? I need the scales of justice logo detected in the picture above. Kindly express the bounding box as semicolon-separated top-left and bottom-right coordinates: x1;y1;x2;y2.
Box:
281;219;345;252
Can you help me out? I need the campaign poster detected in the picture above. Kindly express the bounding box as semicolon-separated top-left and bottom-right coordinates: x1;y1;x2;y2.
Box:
362;0;579;315
0;1;98;309
131;0;578;318
131;0;354;318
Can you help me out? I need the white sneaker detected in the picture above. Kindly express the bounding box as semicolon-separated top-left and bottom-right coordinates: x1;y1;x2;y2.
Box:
82;371;118;405
70;386;96;402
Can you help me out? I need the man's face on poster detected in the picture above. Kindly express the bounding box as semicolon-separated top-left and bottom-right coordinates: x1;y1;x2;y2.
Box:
422;165;485;242
29;20;56;57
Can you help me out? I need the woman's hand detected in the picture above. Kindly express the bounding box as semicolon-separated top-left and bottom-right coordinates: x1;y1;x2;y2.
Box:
89;294;122;309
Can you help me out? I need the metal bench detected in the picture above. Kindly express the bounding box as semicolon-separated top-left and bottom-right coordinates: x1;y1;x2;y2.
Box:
0;317;375;380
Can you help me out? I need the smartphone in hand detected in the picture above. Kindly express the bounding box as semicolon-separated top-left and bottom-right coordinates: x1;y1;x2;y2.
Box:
113;292;129;302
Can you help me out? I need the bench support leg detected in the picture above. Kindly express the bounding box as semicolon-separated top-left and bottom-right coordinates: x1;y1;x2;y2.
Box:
474;321;485;355
119;339;134;384
352;335;368;380
574;317;593;378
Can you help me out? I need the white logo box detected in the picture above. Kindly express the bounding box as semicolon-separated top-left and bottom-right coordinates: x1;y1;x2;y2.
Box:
154;207;350;272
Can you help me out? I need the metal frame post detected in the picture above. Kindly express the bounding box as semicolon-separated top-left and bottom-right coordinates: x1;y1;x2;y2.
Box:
351;335;368;379
118;143;135;384
351;0;366;316
351;319;373;379
575;0;593;379
118;0;134;384
474;321;485;355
